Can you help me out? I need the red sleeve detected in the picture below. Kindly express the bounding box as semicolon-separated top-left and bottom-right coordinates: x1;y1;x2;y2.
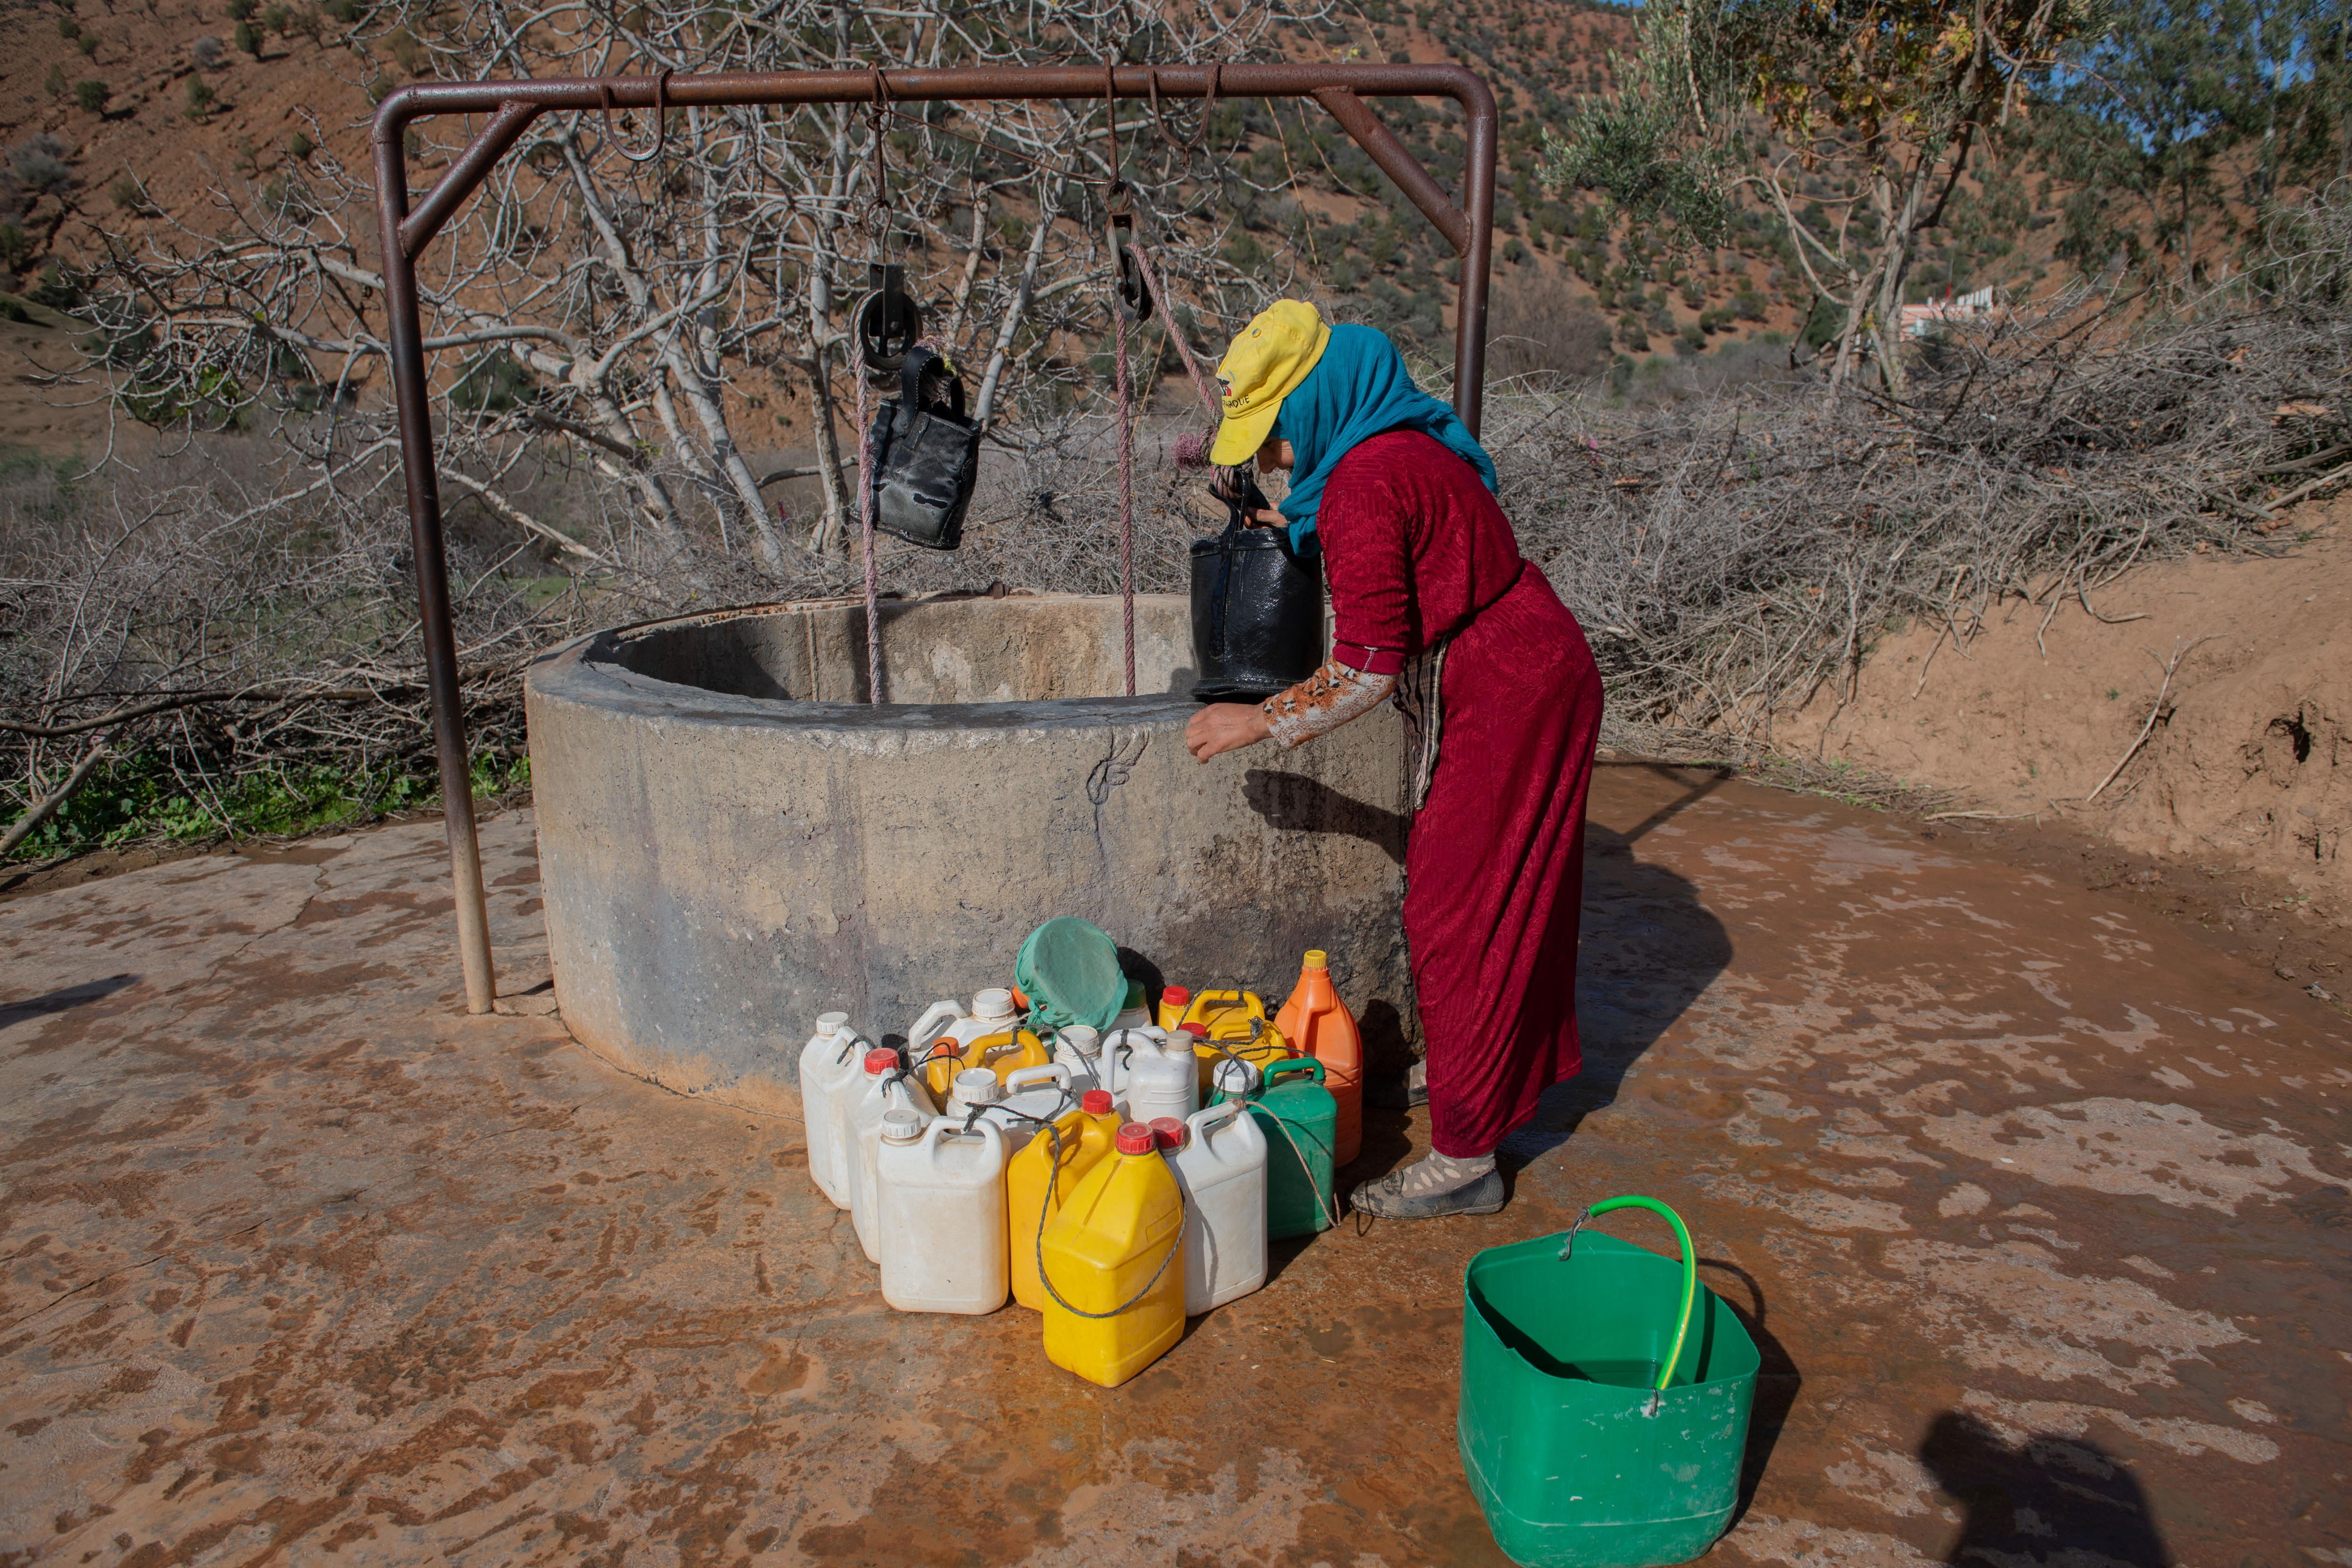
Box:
1315;451;1413;676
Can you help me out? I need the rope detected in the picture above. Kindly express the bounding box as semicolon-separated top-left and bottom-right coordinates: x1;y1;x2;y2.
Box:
1112;303;1136;698
855;72;891;706
854;357;881;704
1125;244;1221;423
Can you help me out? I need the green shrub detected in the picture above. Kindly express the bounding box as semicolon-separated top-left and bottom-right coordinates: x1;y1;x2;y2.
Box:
226;0;255;18
29;261;84;310
73;79;109;113
186;76;216;118
235;18;261;55
288;129;314;160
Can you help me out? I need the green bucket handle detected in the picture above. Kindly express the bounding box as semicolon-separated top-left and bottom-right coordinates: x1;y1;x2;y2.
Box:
1562;1195;1697;1403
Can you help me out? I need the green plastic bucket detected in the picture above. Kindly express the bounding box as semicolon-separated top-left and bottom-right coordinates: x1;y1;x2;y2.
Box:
1216;1057;1336;1239
1458;1197;1758;1568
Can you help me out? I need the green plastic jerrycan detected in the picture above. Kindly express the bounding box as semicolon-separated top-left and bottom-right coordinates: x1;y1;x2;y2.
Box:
1219;1057;1336;1240
1458;1196;1758;1568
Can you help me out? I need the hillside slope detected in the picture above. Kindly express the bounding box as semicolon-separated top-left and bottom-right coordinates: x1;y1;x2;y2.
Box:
1783;497;2350;928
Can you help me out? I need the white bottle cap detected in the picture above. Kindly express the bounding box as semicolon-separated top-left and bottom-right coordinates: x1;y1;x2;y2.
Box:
816;1011;848;1036
1060;1025;1101;1058
954;1068;1003;1106
973;987;1016;1022
880;1107;923;1143
1213;1059;1259;1097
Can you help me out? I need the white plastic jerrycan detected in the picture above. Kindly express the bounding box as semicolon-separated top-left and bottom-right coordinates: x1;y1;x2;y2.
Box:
849;1049;937;1264
945;1067;1005;1119
797;1011;866;1210
1002;1062;1075;1127
876;1113;1009;1314
1052;1025;1112;1102
948;988;1020;1049
944;1064;1071;1159
907;999;963;1057
1167;1099;1269;1315
1118;1027;1199;1129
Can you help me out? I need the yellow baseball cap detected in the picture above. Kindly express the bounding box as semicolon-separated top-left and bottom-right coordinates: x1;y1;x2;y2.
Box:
1209;300;1331;466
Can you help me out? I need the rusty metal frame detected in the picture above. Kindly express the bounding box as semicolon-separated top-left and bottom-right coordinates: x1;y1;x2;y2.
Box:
371;63;1498;1014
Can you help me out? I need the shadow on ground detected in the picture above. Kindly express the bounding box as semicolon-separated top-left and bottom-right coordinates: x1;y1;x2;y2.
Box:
1920;1411;2174;1566
1502;764;1735;1166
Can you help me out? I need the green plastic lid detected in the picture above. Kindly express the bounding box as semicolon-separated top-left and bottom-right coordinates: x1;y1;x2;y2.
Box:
1013;916;1129;1035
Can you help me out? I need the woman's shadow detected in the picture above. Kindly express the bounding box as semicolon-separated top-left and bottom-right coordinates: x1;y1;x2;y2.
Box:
1240;762;1735;1184
1499;763;1736;1165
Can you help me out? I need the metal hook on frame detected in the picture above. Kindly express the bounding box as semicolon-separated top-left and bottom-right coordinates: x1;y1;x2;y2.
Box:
598;68;672;163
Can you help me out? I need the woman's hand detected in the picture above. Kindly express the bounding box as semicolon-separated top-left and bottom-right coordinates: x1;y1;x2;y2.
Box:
1244;507;1285;528
1186;702;1271;762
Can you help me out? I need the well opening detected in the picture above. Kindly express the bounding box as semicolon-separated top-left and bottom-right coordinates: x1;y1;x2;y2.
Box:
600;592;1197;707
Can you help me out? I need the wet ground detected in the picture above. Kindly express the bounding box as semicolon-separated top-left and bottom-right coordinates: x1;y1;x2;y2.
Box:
3;762;2346;1566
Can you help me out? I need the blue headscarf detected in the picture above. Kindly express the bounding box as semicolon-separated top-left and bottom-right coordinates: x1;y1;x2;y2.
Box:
1271;324;1497;551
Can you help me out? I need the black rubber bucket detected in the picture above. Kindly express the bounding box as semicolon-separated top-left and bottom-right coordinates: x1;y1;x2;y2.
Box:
1189;517;1325;703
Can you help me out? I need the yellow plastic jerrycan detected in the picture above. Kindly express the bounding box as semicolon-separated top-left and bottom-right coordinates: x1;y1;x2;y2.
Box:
967;1027;1051;1085
1007;1089;1122;1312
1040;1121;1186;1387
1181;988;1289;1091
922;1027;1049;1098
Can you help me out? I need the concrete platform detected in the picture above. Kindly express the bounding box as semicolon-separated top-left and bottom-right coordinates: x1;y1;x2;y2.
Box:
2;764;2345;1565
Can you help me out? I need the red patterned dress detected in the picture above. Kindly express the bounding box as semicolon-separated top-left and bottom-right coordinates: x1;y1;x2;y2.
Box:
1308;429;1605;1157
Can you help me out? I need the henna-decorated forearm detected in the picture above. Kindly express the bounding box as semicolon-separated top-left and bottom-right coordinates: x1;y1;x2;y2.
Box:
1260;660;1398;749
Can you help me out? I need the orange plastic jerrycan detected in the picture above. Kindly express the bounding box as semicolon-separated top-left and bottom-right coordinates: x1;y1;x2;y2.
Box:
1040;1122;1186;1387
1007;1089;1122;1312
1276;950;1362;1167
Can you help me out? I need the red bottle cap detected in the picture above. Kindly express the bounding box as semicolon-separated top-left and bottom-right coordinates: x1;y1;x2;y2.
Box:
1161;985;1192;1007
1149;1116;1186;1151
1081;1090;1115;1115
1178;1021;1209;1040
863;1048;899;1074
1115;1122;1156;1155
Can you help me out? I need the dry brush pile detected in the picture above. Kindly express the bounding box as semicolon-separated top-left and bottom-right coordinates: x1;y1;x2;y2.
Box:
5;192;2347;859
1502;189;2352;751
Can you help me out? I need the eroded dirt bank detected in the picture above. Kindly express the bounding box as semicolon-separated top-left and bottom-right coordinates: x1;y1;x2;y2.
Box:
2;773;2347;1564
1784;503;2348;927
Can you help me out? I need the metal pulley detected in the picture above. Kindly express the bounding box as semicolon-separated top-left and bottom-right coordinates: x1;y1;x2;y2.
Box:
1107;211;1154;326
855;262;923;378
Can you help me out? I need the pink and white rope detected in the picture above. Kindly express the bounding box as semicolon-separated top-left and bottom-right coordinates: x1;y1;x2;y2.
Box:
1126;245;1221;422
1112;306;1136;698
854;358;881;704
